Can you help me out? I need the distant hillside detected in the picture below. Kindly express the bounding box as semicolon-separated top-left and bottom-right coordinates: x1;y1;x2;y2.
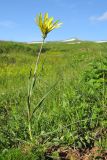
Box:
0;41;38;55
0;41;60;55
1;40;107;56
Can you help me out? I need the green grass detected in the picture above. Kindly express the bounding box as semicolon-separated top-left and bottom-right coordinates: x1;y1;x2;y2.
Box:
0;41;107;159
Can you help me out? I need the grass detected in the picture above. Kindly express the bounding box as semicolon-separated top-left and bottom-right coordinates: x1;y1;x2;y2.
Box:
0;41;107;159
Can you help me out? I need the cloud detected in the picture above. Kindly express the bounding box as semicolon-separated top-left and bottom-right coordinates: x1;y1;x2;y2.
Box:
90;11;107;22
0;20;16;28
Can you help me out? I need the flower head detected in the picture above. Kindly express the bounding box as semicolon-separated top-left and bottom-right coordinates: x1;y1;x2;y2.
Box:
36;12;62;39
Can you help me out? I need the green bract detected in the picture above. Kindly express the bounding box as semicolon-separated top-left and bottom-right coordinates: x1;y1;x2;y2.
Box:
36;12;62;39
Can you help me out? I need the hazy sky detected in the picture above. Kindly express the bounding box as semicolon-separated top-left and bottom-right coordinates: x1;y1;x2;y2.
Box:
0;0;107;42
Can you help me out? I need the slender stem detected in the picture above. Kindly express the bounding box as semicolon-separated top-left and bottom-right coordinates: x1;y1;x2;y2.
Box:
29;38;45;98
34;38;45;77
28;119;33;141
27;38;45;141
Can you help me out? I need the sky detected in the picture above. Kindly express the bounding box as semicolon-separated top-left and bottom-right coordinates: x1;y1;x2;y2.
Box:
0;0;107;42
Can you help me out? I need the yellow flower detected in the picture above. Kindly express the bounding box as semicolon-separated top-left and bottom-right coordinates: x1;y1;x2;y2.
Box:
36;12;62;39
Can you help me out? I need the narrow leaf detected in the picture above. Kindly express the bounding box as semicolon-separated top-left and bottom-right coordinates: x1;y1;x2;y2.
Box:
30;81;58;119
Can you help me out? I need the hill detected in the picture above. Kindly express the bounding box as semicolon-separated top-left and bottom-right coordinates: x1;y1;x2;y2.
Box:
0;41;107;159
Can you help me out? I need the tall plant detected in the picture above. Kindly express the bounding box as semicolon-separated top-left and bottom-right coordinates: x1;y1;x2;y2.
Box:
27;12;62;141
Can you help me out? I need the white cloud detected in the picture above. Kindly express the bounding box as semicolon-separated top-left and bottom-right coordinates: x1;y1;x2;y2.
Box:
90;11;107;22
0;20;16;28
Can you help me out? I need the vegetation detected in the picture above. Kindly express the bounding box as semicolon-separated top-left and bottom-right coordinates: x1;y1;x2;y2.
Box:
0;40;107;159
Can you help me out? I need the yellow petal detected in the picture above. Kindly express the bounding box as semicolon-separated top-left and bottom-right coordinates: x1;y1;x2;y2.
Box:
52;20;59;26
47;17;54;28
44;12;48;22
39;13;43;28
35;15;39;25
54;22;63;28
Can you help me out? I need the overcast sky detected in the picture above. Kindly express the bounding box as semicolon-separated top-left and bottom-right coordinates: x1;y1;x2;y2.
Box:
0;0;107;42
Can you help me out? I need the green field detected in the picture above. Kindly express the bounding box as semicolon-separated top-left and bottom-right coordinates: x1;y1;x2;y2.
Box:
0;41;107;159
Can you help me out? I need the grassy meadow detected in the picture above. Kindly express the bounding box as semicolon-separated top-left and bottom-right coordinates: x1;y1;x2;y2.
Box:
0;41;107;159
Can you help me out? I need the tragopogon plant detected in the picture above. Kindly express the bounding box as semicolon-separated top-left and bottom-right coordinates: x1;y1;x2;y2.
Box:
27;12;62;141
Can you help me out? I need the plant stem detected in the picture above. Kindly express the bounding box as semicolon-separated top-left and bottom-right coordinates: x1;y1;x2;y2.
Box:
27;38;45;141
28;118;33;141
